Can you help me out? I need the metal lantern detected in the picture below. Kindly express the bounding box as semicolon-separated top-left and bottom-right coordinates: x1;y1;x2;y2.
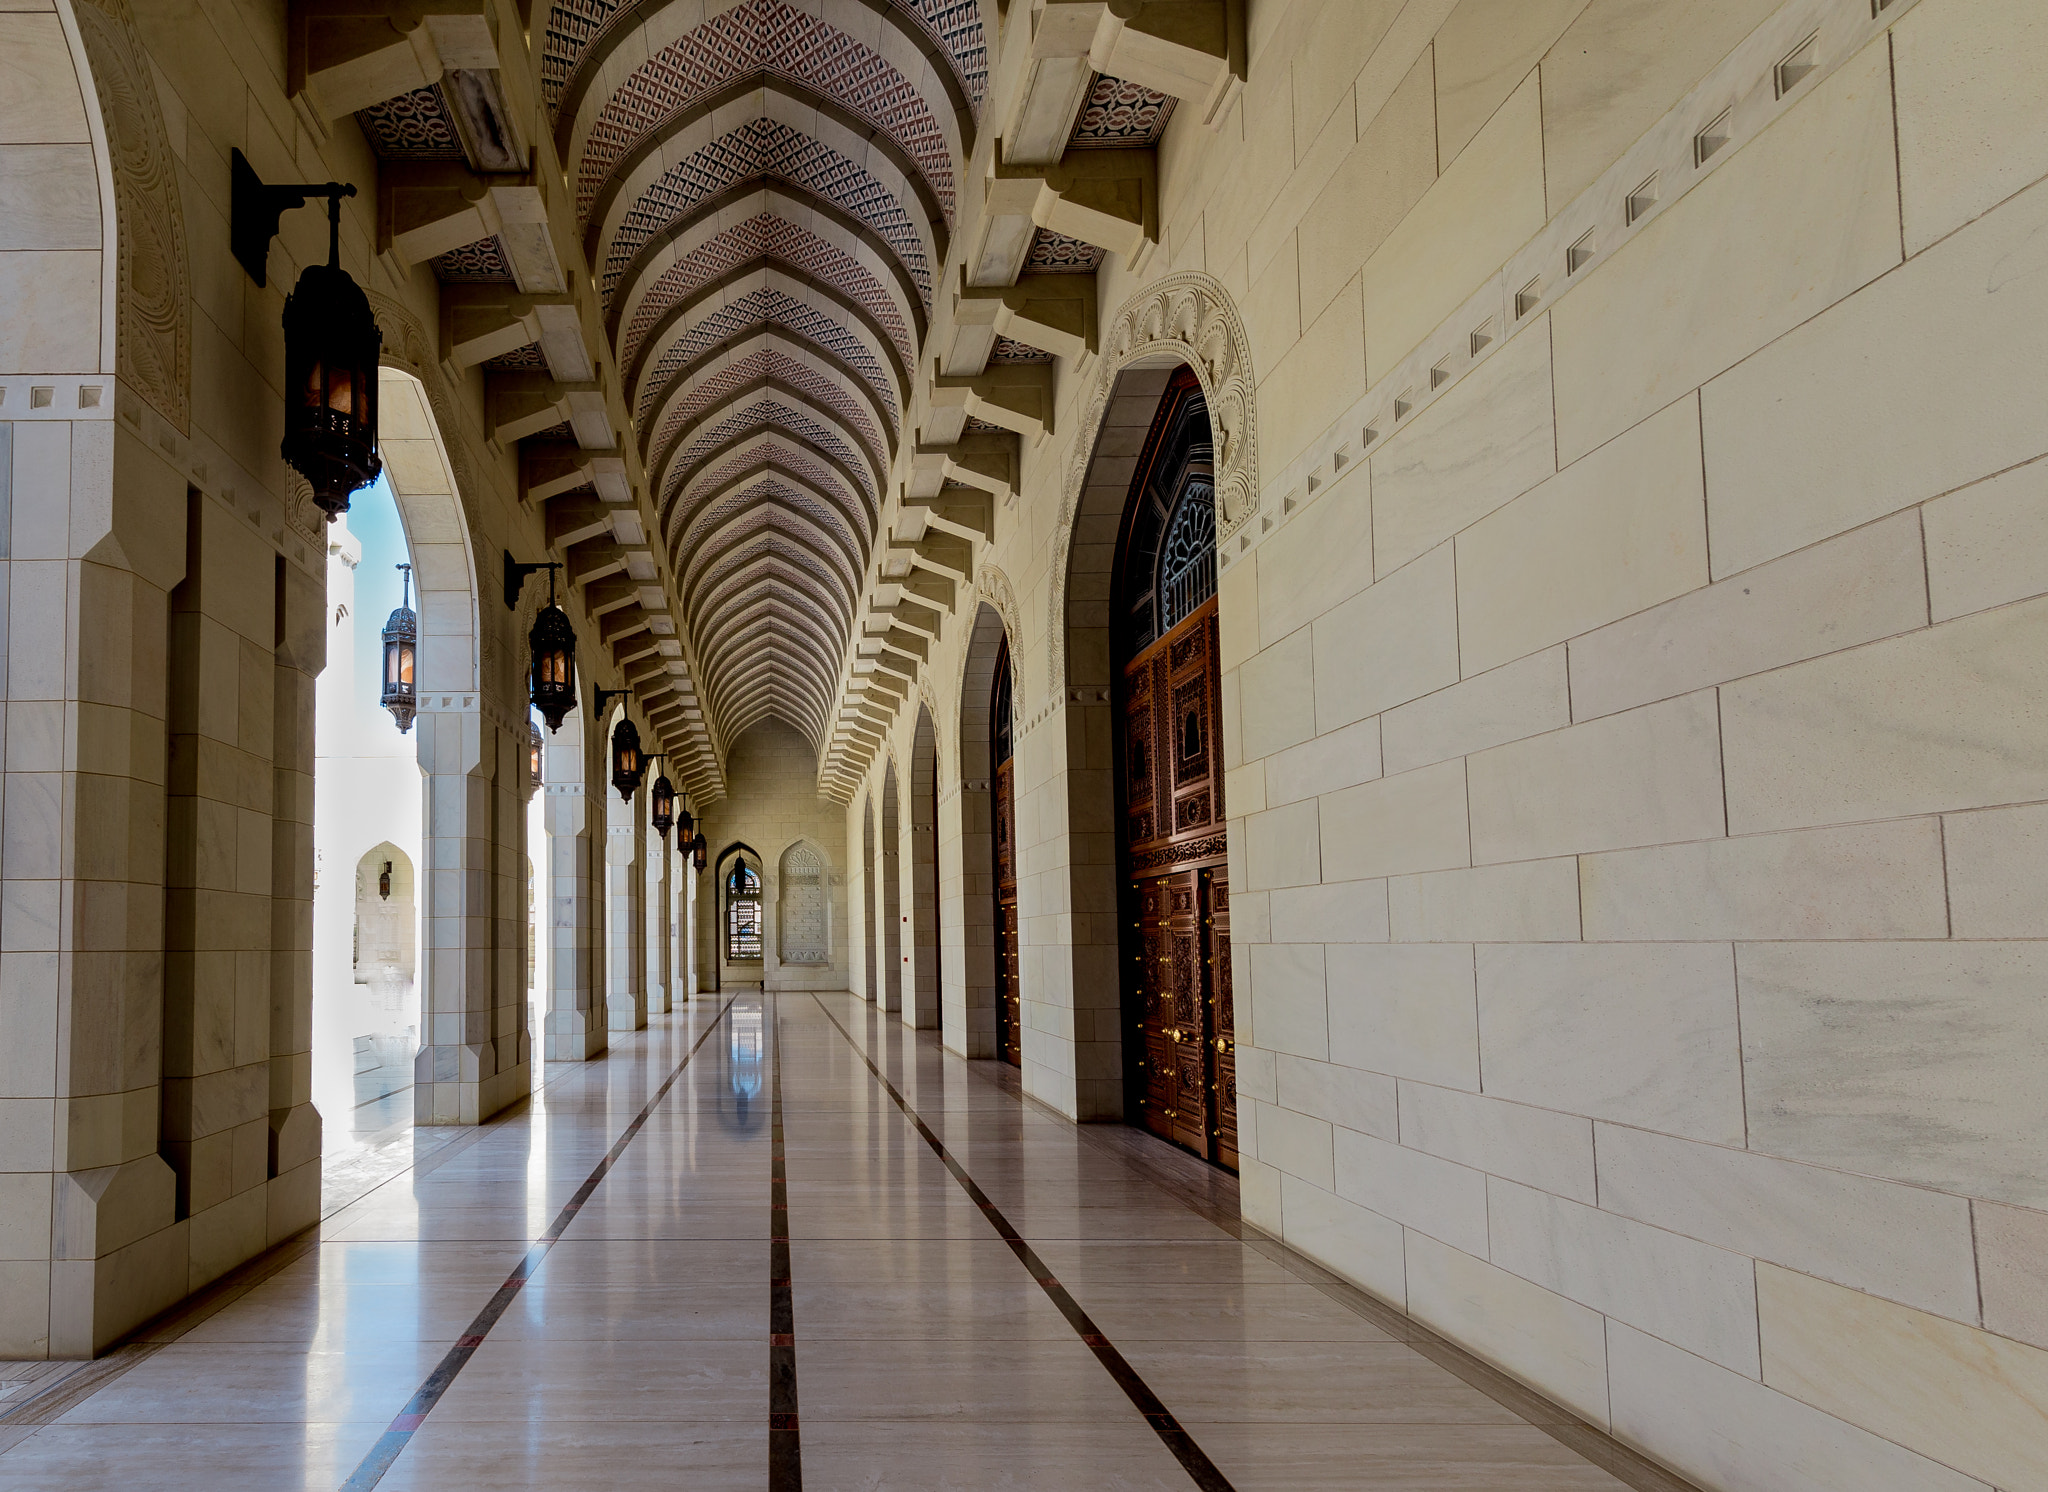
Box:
650;773;675;838
528;568;578;733
379;562;417;733
378;860;392;900
691;831;707;871
610;718;645;801
677;807;694;842
279;195;382;518
528;720;544;791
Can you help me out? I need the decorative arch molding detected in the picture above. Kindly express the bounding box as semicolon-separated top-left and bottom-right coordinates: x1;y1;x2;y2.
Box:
1048;271;1257;698
68;0;188;431
972;561;1022;716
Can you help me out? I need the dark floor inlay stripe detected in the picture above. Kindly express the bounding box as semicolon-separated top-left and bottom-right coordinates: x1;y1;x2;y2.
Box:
339;998;737;1492
811;996;1239;1492
770;995;804;1488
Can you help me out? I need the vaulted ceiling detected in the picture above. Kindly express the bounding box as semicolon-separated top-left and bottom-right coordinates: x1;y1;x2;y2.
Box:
546;0;979;753
316;0;1204;794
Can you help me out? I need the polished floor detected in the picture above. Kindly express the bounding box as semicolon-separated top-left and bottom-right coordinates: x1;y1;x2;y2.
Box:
0;994;1674;1490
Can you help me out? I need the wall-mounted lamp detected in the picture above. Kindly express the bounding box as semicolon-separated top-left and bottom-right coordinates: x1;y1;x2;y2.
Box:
506;554;576;731
380;562;417;733
233;150;381;518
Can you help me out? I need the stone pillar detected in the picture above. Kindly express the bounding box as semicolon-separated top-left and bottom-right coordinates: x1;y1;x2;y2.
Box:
162;493;293;1266
542;719;603;1058
266;550;323;1232
880;784;903;1015
414;709;530;1123
606;772;646;1031
682;846;698;997
645;804;669;1015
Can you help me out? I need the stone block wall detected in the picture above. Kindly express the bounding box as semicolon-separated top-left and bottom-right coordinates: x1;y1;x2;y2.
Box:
846;0;2048;1484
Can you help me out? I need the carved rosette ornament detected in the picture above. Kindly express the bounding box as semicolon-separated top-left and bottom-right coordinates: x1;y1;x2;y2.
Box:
1051;271;1256;695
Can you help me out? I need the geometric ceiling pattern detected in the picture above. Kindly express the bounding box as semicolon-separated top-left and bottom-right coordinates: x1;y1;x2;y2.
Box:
551;0;982;758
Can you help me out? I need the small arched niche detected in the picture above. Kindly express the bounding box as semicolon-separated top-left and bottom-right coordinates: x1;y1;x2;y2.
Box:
351;842;417;1104
777;841;830;965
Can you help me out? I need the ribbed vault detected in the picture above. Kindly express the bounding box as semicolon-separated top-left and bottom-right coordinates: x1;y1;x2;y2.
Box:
551;0;981;760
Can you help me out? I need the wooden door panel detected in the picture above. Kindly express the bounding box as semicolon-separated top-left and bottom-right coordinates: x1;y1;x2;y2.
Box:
994;756;1021;1067
1119;601;1231;1167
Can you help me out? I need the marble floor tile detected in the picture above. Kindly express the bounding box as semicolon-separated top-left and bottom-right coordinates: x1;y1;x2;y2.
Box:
0;992;1655;1492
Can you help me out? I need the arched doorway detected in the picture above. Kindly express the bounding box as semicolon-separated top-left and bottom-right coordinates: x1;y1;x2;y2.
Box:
351;843;417;1111
1114;369;1236;1167
881;758;904;1013
991;636;1021;1067
860;798;878;1001
907;705;940;1030
718;844;765;987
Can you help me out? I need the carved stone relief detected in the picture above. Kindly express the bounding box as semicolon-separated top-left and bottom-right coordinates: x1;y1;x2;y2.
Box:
72;0;190;432
1049;271;1256;696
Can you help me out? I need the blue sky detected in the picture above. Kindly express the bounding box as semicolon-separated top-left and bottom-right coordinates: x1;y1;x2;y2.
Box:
347;472;414;731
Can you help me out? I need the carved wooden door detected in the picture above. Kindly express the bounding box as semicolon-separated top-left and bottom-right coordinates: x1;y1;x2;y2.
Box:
994;753;1020;1066
992;638;1022;1066
1121;599;1233;1164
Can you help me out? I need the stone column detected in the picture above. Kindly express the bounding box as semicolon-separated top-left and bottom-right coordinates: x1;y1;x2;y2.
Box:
606;772;646;1031
266;550;323;1229
414;708;530;1122
542;719;603;1058
645;803;669;1016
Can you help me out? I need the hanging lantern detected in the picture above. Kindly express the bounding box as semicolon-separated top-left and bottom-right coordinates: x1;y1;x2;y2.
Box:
611;717;645;801
527;566;577;733
677;807;694;843
279;194;382;518
650;773;675;838
379;562;417;733
528;720;544;792
378;860;392;900
691;831;707;871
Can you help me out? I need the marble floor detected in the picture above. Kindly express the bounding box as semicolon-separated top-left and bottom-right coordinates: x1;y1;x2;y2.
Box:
0;993;1686;1491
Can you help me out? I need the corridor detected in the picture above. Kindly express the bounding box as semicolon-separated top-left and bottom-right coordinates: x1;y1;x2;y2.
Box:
0;995;1661;1491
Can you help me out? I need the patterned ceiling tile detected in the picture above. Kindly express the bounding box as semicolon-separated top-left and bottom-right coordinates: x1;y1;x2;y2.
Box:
433;235;517;282
666;397;875;505
687;507;858;592
601;117;931;312
678;445;869;538
636;285;897;433
704;533;846;601
646;347;886;480
1069;73;1177;148
356;84;464;159
963;417;1006;434
990;337;1054;365
482;341;550;371
620;213;915;378
900;0;986;111
543;0;987;122
1023;227;1107;275
576;0;955;229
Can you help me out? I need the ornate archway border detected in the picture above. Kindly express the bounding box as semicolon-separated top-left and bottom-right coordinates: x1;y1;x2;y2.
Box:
1047;271;1256;698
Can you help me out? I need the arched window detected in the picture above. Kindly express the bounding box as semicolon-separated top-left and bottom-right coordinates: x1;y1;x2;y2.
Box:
1117;374;1216;655
726;859;763;960
778;844;829;963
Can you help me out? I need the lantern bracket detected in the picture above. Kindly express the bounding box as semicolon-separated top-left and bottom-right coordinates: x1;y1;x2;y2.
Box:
232;148;356;288
593;687;630;719
503;551;562;610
